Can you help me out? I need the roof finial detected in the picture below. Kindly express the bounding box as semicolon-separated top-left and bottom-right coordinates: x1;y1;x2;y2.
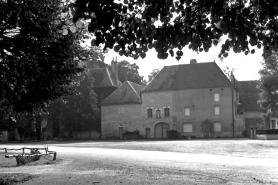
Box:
112;57;114;62
115;56;117;62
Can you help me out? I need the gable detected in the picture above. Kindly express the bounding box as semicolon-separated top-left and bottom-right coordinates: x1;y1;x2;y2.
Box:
90;68;121;88
100;81;144;105
143;62;233;92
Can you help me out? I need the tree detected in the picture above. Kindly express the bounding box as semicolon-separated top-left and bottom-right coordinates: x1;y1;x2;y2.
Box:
116;60;144;85
71;0;278;60
148;69;160;82
258;52;278;117
0;0;89;120
48;70;100;139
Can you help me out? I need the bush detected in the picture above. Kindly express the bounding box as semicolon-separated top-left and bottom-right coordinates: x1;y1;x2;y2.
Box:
256;129;278;135
122;130;142;139
167;130;178;139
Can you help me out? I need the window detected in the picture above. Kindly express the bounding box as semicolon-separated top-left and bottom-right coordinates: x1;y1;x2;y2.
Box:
156;110;161;118
214;93;220;101
214;122;221;132
271;120;277;129
183;123;193;132
184;107;190;116
164;108;170;117
147;108;153;118
214;106;220;116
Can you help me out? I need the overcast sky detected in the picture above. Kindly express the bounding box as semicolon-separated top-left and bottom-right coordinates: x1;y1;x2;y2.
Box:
104;41;264;82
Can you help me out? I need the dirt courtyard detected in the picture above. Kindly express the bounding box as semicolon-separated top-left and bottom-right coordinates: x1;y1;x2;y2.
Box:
0;139;278;184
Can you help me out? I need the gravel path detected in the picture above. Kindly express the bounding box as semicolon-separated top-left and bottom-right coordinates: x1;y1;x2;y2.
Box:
0;140;278;184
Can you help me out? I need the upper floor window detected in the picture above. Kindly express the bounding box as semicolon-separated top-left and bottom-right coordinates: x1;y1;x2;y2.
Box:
147;108;153;118
164;108;170;117
184;107;190;117
156;110;161;118
214;106;220;116
214;93;220;101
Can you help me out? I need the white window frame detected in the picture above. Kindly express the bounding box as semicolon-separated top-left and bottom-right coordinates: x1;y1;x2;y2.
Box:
214;122;221;132
183;123;193;132
214;93;220;101
184;107;190;117
156;109;161;118
214;106;220;116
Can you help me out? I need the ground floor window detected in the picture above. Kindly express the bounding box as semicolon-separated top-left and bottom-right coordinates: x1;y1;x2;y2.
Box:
183;123;193;132
214;122;221;132
271;120;277;129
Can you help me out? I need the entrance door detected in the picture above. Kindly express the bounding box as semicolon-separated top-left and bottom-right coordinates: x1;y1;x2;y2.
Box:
202;120;211;138
154;122;170;139
119;126;124;139
145;128;150;138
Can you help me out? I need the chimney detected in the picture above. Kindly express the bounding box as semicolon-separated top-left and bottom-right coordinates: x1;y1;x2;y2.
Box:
230;71;235;84
111;57;118;85
190;59;197;64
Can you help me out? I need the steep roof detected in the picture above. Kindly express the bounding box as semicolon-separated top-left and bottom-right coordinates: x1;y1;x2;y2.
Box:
89;68;121;88
237;81;261;112
143;62;233;92
100;81;145;106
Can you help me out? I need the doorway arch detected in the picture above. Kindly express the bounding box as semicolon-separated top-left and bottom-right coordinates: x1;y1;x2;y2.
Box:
154;122;170;139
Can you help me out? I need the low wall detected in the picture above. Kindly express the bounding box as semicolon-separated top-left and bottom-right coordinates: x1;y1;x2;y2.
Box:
256;129;278;140
73;131;100;139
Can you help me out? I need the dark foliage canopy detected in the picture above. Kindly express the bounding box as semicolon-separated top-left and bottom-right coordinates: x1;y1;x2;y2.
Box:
258;52;278;115
0;0;85;119
48;70;100;133
115;60;144;85
73;0;278;60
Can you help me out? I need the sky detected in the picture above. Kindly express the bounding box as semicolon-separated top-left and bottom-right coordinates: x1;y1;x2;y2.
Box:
103;42;264;82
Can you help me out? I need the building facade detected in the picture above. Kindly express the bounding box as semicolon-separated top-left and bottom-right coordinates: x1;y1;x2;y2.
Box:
101;61;245;139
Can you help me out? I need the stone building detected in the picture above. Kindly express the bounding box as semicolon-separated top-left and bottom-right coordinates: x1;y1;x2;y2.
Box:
101;61;245;139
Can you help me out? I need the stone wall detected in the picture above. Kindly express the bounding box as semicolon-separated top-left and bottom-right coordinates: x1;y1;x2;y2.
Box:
101;104;143;138
142;91;174;138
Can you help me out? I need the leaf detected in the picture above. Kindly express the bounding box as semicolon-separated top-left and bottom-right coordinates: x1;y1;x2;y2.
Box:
76;20;83;28
69;26;77;33
140;52;146;59
169;49;174;57
251;49;255;54
114;45;120;52
91;39;96;46
62;29;68;35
